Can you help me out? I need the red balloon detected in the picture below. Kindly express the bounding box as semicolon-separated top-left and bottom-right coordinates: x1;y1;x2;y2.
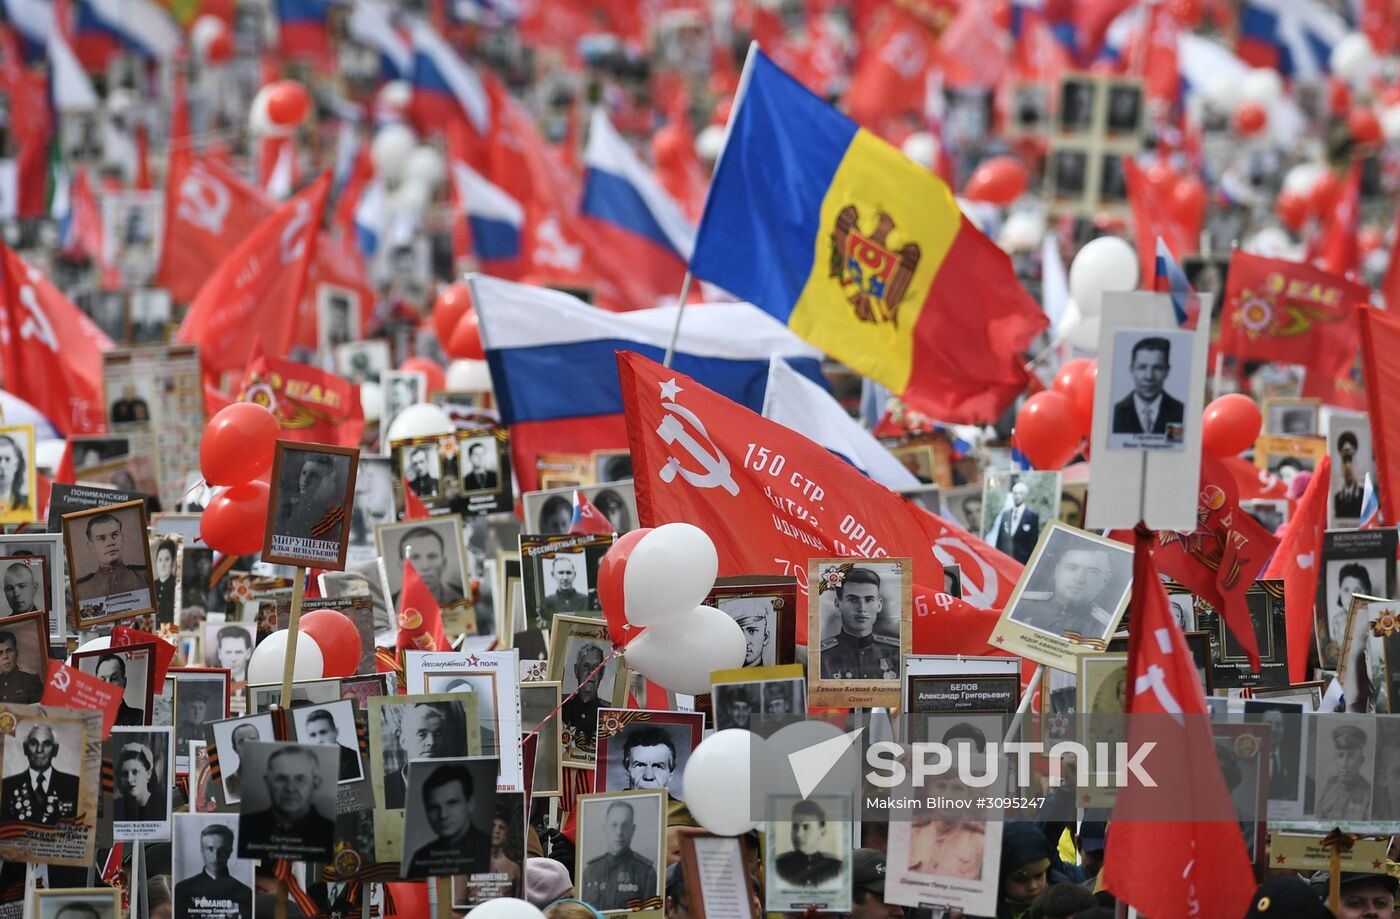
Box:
266;80;310;128
299;609;363;677
1201;394;1262;457
447;311;485;360
200;482;270;556
1275;190;1309;232
1170;0;1202;25
1309;170;1342;215
598;528;654;648
652;125;687;169
1170;176;1207;232
207;31;233;62
431;282;473;344
1348;107;1383;145
1051;358;1092;398
399;356;446;395
1233;102;1267;136
1014;392;1083;470
963;157;1028;206
1065;361;1098;434
200;403;278;486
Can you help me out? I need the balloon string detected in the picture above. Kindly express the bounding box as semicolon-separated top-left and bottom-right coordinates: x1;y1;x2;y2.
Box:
519;646;624;746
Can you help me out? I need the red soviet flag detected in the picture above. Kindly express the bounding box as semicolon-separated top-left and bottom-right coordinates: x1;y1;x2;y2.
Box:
616;350;1022;647
569;490;616;535
1218;251;1369;367
401;477;432;521
0;243;111;434
1263;455;1330;682
177;173;330;376
1102;530;1255;919
157;148;275;303
237;341;364;448
396;559;448;654
1360;306;1400;526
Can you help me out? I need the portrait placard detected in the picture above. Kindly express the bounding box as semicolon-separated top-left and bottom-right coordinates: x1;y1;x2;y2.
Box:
380;370;428;448
375;516;470;610
0;426;35;525
392;427;514;518
171;668;231;774
547;617;629;767
884;807;1001;915
574;789;666;916
595;710;704;801
980;471;1059;567
263;441;360;570
1315;528;1398;669
764;794;853;912
101;345;204;510
172;812;254;919
62;499;156;627
289;698;364;784
148;532;183;626
71;642;155;726
1197;581;1289;690
235;741;338;861
807;558;912;708
33;889;120;919
711;664;807;736
1323;412;1375;529
1264;397;1321;436
704;576;798;669
0;557;45;619
519;533;613;634
405;649;524;791
678;833;759;919
0;535;65;640
0;704;101;865
103;726;173;841
209;712;276;807
399;756;499;879
522;481;638;536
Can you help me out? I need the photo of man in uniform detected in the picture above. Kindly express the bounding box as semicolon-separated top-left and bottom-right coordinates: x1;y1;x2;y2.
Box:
462;441;498;492
1110;336;1185;443
540;555;593;621
2;562;39;614
561;643;606;758
220;722;265;803
0;630;42;704
238;745;336;861
1335;430;1365;520
1317;724;1373;821
906;791;985;880
1;725;78;825
819;567;899;681
174;822;252;919
404;762;491;878
988;482;1040;564
274;453;345;542
581;800;658;911
1010;542;1119;640
75;512;149;602
95;653;145;726
390;526;465;607
405;446;439;498
722;596;773;668
714;684;755;731
301;707;362;782
211;625;252;687
775;800;842;887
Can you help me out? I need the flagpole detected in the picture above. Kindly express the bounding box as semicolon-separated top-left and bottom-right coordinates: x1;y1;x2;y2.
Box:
661;272;694;369
1003;664;1043;745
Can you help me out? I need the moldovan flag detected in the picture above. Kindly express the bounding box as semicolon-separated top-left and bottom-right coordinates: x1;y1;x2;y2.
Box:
1218;250;1369;368
689;47;1047;424
0;243;112;434
397;559;448;653
1263;455;1330;682
1101;529;1256;919
177;173;330;376
1360;306;1400;526
158;149;275;303
616;351;1023;645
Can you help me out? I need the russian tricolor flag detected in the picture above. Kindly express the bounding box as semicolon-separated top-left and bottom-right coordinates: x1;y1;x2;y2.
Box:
348;0;410;79
2;0;52;61
408;19;490;137
466;273;824;492
1237;0;1346;78
451;160;523;273
276;0;334;58
73;0;180;64
581;108;695;309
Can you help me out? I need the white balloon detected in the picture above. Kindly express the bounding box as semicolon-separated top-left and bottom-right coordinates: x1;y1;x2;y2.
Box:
1068;236;1137;318
1282;162;1325;195
445;359;493;391
405;146;446;188
371;124;418;181
696;124;725;163
1064;313;1101;352
1382;106;1400;143
246;630;324;686
74;635;111;655
377;80;413;111
385;403;454;441
683;729;765;836
1331;32;1375;86
624;605;746;694
997;211;1043;253
901;131;939;170
623;524;719;627
359;382;382;423
35;439;67;476
1238;68;1283;106
106;88;136;117
466;899;545;919
1245;226;1301;259
190;15;225;57
393;178;435;213
1202;73;1242;113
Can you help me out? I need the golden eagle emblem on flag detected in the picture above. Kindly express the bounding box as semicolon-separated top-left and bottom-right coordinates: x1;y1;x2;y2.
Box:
829;206;920;326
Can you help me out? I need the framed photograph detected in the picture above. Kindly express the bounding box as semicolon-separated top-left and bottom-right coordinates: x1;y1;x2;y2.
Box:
407;649;524;791
33;889;120;919
318;558;394;639
172;812;254;918
398;436;447;502
1197;581;1289;690
994;523;1133;672
335;339;391;386
72;642;155;726
1098;152;1127;202
764;794;853;912
99;344;205;511
593;450;633;483
678;833;760;919
209;712;275;806
1373;718;1400;820
62;499;156;626
316;283;361;353
236;741;337;861
1057;483;1087;529
1104;82;1143;136
889;444;937;486
380;370;428;447
548;616;629;767
522;481;638;536
400;756;499;878
1324;412;1374;529
884;807;1000;915
392;427;514;517
704;576;798;669
149;532;183;626
106;726;173;838
350;455;396;566
1107;630;1213;695
575;788;666;915
1312;715;1375;822
1254;434;1327;493
941;482;984;535
375;516;470;609
1241;498;1289;535
101;189;161;288
1264;398;1322;437
0;611;49;705
341;672;391;711
1315;528;1398;669
1338;593;1390;713
0;426;35;524
1213;721;1268;865
1058;77;1096;134
171;667;231;774
1005;82;1046;136
1046;146;1089;202
458;428;508;503
128;288;172;344
289;698;364;784
1242;699;1308;818
0;556;45;617
450;788;527;906
1105;330;1192;451
1244;681;1325;711
0;704;102;865
595;710;704;802
711;664;807;734
521;682;562;797
431;390;497;432
980;471;1060;566
904;674;1018;744
0;534;65;639
519;533;612;633
246;677;342;714
263;441;360;570
202;621;254;688
807;558;912;708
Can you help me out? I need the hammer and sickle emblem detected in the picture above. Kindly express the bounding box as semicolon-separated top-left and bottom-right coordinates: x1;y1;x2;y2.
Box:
49;668;71;693
655;401;739;495
177;166;230;235
280;198;314;265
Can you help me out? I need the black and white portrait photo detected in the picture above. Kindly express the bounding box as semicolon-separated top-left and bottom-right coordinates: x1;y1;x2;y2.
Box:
0;535;62;633
381;371;427;445
263;442;359;570
334;340;391;387
521;535;610;633
713;683;759;731
460;435;499;493
982;471;1059;565
1267;399;1320;437
1320;543;1394;670
373;698;475;810
1105;84;1142;136
718;595;778;668
1058;79;1096;134
549;618;625;766
0;427;34;525
1048;148;1088;198
403;443;443;499
247;677;342;715
1242;700;1306;813
235;742;337;861
316;284;359;353
0;719;84;826
765;796;852;912
203;622;254;687
172;813;254;919
1099;153;1127;202
0;557;44;616
63;499;155;625
524;483;638;536
811;561;906;683
376;518;469;609
350;456;395;566
1107;330;1191;451
0;612;48;704
596;712;702;802
211;713;275;805
290;700;364;784
1314;719;1375;822
74;645;153;726
575;790;664;914
150;534;182;625
1165;591;1196;633
106;727;173;836
400;756;499;878
1327;414;1374;528
423;673;499;757
1002;524;1132;659
173;670;231;773
128;288;171;344
33;890;119;919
